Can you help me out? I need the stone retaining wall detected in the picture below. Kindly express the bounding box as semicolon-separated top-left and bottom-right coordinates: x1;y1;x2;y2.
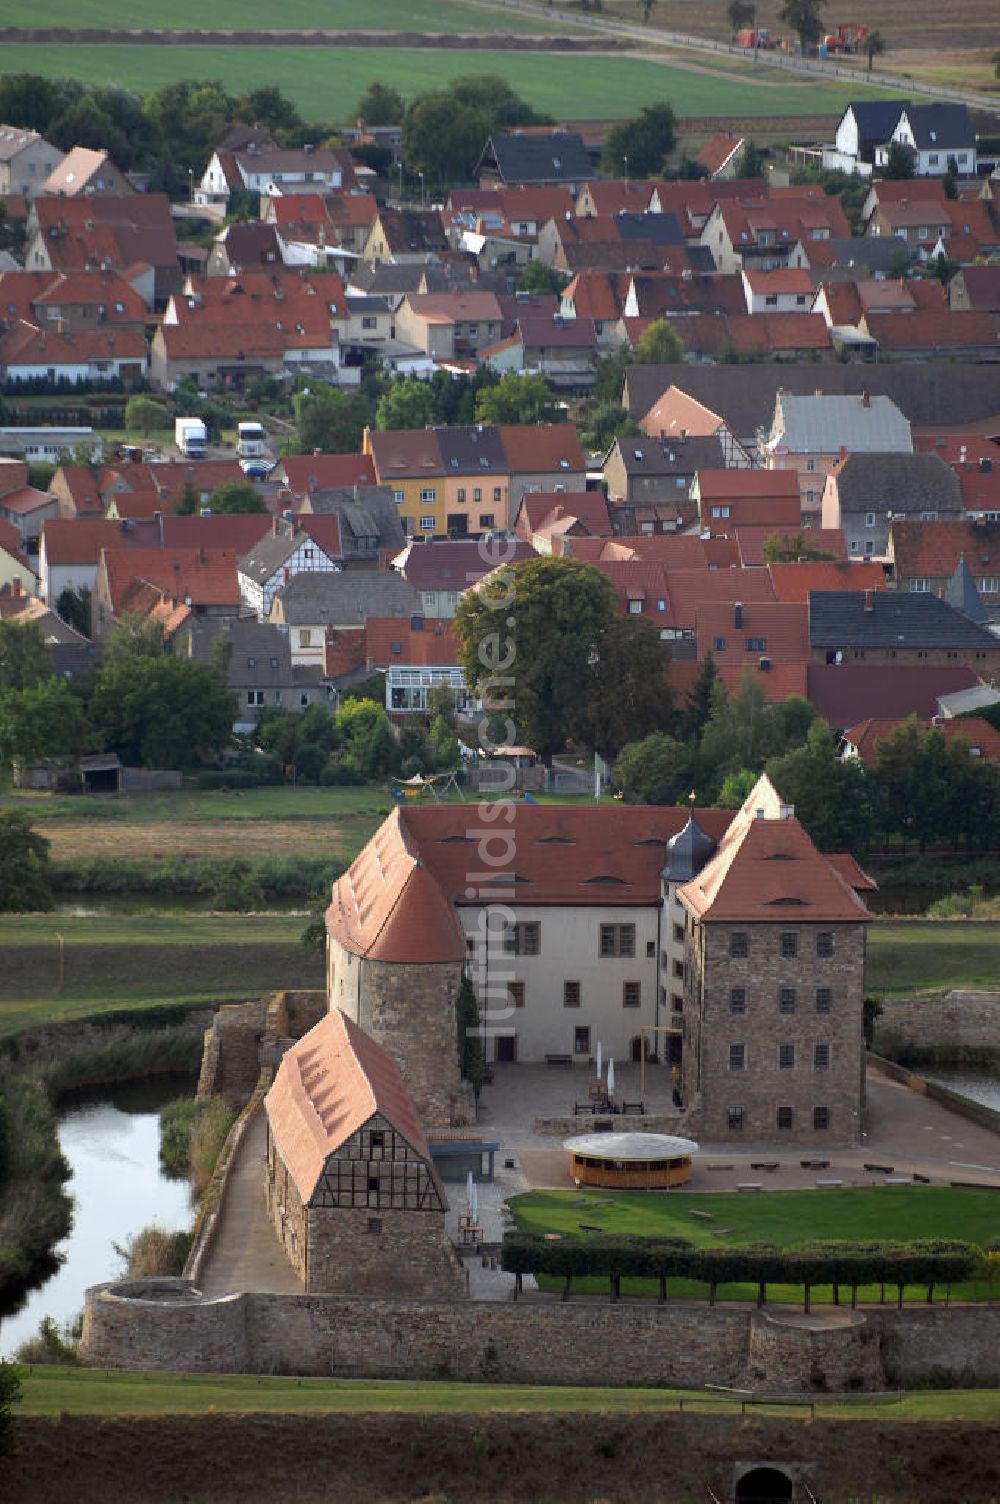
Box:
533;1112;686;1136
873;990;1000;1057
82;1278;1000;1393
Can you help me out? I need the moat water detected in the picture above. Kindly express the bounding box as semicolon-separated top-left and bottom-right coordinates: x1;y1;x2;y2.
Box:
0;1078;194;1358
923;1068;1000;1113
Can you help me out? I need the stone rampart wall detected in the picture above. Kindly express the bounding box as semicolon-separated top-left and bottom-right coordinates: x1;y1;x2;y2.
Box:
82;1280;1000;1394
874;990;1000;1056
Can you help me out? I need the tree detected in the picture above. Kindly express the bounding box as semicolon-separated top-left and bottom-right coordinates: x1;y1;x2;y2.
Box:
698;674;787;789
517;260;566;296
679;650;718;744
727;0;755;37
615;731;693;804
884;141;916;180
336;697;400;780
577;614;673;759
718;767;758;807
736;140;768;178
403;90;492;185
581;402;639;454
777;0;827;52
101;614;167;664
90;655;235;770
0;810;53;912
356;82;405;126
124;395;170;438
767;718;871;851
55;586;91;638
473;373;560;426
0;677;88;767
292;387;373;454
0;1360;20;1456
176;475;200;516
761;530;836;564
456;973;484;1097
0;619;52;693
864;29;886;71
601;102;677;177
429;713;460;769
455;556;617;764
631;318;685;365
376;378;435;433
207;479;267;515
233;85;301;134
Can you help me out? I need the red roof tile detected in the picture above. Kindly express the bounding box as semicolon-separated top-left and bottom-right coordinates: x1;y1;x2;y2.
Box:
806;663;980;726
843;715;1000;764
497;423;585;475
666;565;776;629
278;453;376;495
889;519;1000;581
265;1009;432;1203
736;527;848;568
101;546;240;611
864;309;998;352
365;616;460;667
769;559;886;602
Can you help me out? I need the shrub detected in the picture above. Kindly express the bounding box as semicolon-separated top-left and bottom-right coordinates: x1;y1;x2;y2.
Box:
196;769;261;790
161;1095;235;1193
189;1098;235;1195
114;1224;193;1278
320;754;363;786
13;1313;81;1366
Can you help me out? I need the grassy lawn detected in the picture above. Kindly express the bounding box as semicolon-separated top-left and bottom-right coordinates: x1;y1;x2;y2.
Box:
0;45;889;123
13;1366;1000;1420
0;913;322;1038
15;0;556;32
510;1186;1000;1304
866;921;1000;1000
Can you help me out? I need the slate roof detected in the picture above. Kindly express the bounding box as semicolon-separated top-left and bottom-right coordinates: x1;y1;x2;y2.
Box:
265;1009;434;1204
395;538;536;593
944;556;989;623
607;434;724;479
902;103;975;151
842;101;908;156
480;131;592;185
830;452;961;515
807;662;980;726
272;568;421;626
238;525;336;587
771;394;912;455
436;424;508;476
298;485;404;553
621;364;1000;436
807;590;999;650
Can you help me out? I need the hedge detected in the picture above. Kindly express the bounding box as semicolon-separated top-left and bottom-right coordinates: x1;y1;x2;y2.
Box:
500;1232;981;1308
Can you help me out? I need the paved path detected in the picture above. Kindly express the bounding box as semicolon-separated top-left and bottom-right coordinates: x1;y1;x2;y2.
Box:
197;1110;302;1298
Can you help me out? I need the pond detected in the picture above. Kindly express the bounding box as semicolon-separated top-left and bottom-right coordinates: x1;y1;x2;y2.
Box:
923;1068;1000;1114
0;1078;195;1358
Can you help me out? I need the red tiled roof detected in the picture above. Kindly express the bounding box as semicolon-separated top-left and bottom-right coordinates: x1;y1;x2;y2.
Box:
561;271;621;321
101;546;240;611
890;518;1000;581
155;322;286;360
735;527;848;568
696;599;808;661
497;424;585;474
0;320;145;367
43;517;128;565
696;133;744;176
843;715;1000;764
325;626;367;679
640;385;725;441
592;558;673;623
864;309;998;352
279;453;376;494
326;805;467;963
0;516;30;568
666;564;776;629
769;559;885;601
826;851;878;893
365;616;460;667
725;313;831;354
743;268;814;295
577;180;657;216
806;663;980;727
697;470;801;501
395;539;536;592
0;485;52;516
520;489;611;539
265;1009;432;1203
679;807;869;924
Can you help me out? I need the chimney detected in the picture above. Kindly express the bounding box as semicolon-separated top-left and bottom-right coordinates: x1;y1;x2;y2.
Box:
864;588;874;612
734;601;744;628
861;390;870;408
283;567;290;585
840;444;848;461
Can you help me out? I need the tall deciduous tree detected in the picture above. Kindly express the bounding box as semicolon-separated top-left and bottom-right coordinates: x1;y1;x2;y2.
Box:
727;0;755;37
777;0;827;51
455;556;616;763
0;620;53;693
767;718;870;851
864;30;886;71
356;82;405;126
376;378;435;432
601;102;677;177
292;388;374;454
207;479;268;515
0;810;53;912
91;655;235;770
578;614;673;759
473;373;560;426
0;677;87;767
615;731;694;804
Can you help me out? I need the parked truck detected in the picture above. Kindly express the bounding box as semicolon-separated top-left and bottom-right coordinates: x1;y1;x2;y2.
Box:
236;420;267;459
175;416;207;458
823;22;870;52
737;26;778;48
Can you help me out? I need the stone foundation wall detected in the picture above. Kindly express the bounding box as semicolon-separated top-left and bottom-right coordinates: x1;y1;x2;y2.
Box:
874;990;1000;1056
305;1208;466;1300
197;999;269;1107
82;1281;1000;1394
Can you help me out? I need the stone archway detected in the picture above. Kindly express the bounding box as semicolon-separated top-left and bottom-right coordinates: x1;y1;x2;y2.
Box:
734;1465;794;1502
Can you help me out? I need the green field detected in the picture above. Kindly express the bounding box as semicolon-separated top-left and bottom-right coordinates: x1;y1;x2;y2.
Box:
0;44;891;123
2;785;392;827
0;913;322;1038
16;1366;1000;1421
510;1186;1000;1303
865;921;1000;1000
8;0;555;32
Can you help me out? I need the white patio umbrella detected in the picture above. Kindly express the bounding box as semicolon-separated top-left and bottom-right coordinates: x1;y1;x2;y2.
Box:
470;1178;479;1223
596;1040;603;1078
466;1169;475;1214
607;1057;615;1097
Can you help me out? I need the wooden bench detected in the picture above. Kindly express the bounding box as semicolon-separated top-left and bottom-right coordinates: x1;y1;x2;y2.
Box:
546;1054;572;1068
801;1159;830;1170
620;1100;646;1116
737;1182;762;1192
864;1162;894;1174
750;1161;779;1172
706;1163;733;1172
913;1172;931;1184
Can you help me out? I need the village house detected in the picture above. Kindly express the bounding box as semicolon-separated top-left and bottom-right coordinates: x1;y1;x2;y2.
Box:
195;142;346;215
874;103;977;177
0;125;64;198
808;588;1000;672
0;516;35;594
498;423;587;524
700;192;850;276
24;194;180;308
840;714;1000;766
363;207;448;266
175;615;328;729
821;452;962;558
237;517;341;620
264;1009;461;1297
741;269;815;315
690;468;803;534
91;545;241;640
476;130;592;191
364;615;470;721
392;537;536;618
602;435;723;508
887;518;1000;607
269;568;422;668
949;265;1000;314
41;146;133;198
0;268;149;335
0;320;147;387
763;392;913;514
0;481;59;555
295;484;404;560
393;291;503;361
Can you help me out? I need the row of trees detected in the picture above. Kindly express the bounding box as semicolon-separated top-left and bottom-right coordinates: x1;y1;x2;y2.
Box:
502;1231;980;1308
252;693;457;787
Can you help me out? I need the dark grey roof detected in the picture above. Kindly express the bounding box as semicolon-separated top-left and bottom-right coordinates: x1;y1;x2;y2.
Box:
345;293;391;314
237;529;302;586
436;424;507;475
833;452;962;516
663;813;716;882
606;433;724;477
903;103;975;151
479;131;591;185
844;101;907;153
621;363;1000;437
820;236;909;274
299;485;404;552
377;208;448;255
945;556;989;623
614;212;684;248
178;617;296;688
808;590;999;649
272;569;421;626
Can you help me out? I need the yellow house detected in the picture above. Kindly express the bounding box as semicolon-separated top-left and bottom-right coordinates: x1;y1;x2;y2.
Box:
364;426;447;539
365;424;511;540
